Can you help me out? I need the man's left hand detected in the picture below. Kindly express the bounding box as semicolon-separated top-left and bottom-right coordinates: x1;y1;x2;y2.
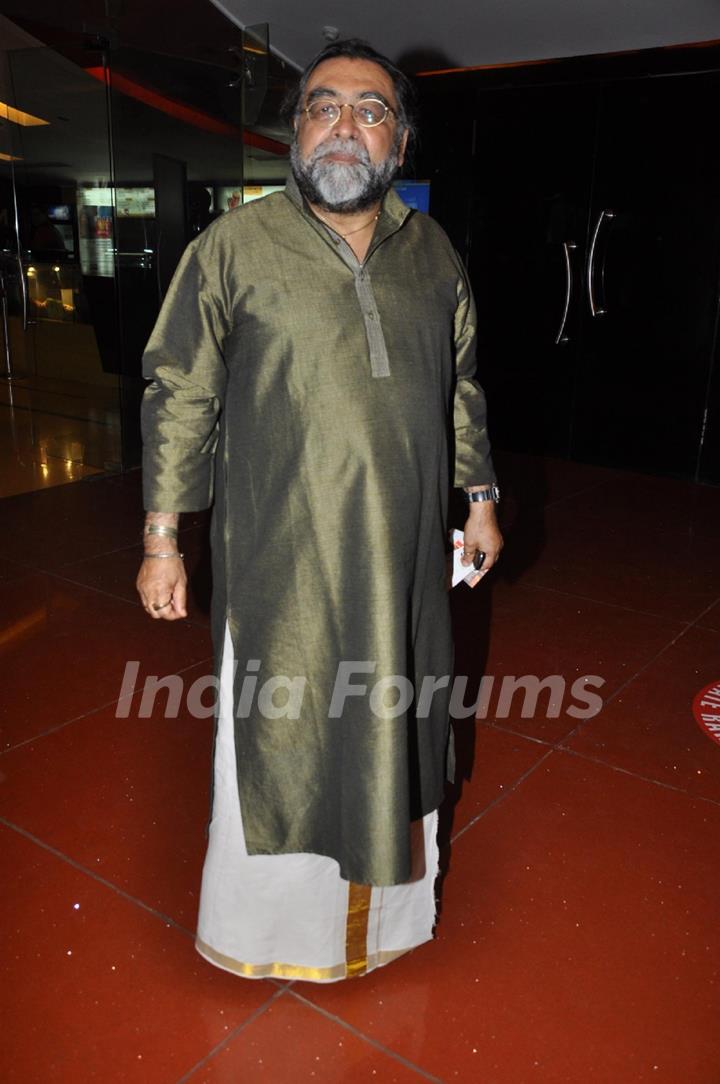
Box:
460;504;503;577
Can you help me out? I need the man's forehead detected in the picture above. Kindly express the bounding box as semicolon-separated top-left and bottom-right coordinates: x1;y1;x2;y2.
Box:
304;57;398;104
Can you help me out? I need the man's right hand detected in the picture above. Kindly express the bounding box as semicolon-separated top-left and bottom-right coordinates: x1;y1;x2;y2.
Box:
137;556;188;620
137;511;187;620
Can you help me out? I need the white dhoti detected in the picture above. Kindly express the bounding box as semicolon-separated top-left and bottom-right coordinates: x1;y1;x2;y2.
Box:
195;622;440;983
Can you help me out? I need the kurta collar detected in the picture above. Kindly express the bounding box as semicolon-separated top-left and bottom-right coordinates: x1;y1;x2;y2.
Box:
283;171;412;258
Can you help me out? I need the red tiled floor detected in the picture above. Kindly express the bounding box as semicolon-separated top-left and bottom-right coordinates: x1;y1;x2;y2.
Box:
0;556;28;583
563;623;720;802
493;449;622;508
2;454;719;1083
453;579;685;743
188;993;435;1082
0;474;146;569
0;470;211;572
696;597;720;632
440;722;551;843
0;572;212;751
300;750;720;1082
0;661;215;927
543;468;720;533
0;824;276;1084
513;479;720;622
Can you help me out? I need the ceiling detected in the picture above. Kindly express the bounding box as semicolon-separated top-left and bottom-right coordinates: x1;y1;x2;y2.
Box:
0;13;288;185
211;0;720;73
3;2;719;189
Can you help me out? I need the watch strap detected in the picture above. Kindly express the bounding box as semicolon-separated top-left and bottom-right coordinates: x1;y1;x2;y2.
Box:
464;484;500;504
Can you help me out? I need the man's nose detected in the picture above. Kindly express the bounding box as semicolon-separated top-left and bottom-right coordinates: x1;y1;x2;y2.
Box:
333;104;361;138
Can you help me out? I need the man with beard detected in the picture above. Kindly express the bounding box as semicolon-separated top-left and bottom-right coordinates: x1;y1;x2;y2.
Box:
137;39;501;981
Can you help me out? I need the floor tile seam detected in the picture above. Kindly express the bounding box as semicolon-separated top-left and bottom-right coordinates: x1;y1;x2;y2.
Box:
561;619;696;739
540;473;716;509
467;711;720;809
1;523;202;582
57;520;206;565
684;593;720;632
50;559;211;620
0;398;118;428
284;989;446;1083
0;564;143;605
52;562;170;599
0;520;204;578
548;744;720;808
173;986;290;1084
0;654;215;757
0;815;198;933
518;620;698;763
0;554;30;573
479;719;556;750
269;977;294;989
508;580;695;624
541;478;613;509
450;745;556;845
0;696;133;756
449;739;720;850
0;556;45;579
61;542;153;566
2;561;149;594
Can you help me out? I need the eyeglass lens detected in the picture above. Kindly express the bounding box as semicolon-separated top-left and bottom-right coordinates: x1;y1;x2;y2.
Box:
306;99;388;127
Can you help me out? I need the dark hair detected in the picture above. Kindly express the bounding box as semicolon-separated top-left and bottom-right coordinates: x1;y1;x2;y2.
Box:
281;38;418;148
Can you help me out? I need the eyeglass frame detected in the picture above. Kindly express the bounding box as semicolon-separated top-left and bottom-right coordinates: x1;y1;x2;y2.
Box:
301;97;397;129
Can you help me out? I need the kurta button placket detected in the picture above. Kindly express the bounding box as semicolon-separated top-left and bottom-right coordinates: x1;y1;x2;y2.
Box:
304;216;394;379
352;265;391;378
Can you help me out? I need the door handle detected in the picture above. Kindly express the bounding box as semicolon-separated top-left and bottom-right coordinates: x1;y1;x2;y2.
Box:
10;161;28;331
587;208;615;317
16;254;28;332
555;241;577;344
0;267;12;377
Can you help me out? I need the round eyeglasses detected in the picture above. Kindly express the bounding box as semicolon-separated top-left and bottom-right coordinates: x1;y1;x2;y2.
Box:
303;98;396;129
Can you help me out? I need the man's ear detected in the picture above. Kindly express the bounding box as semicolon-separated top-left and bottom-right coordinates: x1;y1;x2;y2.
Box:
397;128;409;168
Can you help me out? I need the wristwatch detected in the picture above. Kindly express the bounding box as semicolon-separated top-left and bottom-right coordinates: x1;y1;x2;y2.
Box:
464;484;500;504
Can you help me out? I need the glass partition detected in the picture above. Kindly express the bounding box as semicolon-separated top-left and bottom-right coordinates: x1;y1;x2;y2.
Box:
105;23;290;465
0;40;122;494
0;5;294;492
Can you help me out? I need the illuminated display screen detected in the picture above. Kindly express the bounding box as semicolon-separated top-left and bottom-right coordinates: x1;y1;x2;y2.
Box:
47;205;71;222
392;181;430;213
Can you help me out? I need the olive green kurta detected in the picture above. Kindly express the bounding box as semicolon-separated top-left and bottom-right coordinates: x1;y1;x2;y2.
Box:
141;175;495;885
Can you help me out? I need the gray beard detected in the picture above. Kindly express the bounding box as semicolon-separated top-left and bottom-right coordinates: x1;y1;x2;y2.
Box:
290;136;400;213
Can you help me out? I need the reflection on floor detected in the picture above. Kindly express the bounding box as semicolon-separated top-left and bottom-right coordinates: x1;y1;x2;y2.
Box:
1;455;719;1082
0;374;121;497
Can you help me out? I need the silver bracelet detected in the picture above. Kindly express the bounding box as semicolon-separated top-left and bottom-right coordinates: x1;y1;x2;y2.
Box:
143;552;184;559
144;524;178;539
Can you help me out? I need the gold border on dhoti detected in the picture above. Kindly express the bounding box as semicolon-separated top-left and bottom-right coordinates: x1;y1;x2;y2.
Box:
195;935;411;982
344;882;373;977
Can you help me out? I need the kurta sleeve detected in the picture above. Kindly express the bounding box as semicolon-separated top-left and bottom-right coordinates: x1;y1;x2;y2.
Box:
141;239;229;512
452;257;496;488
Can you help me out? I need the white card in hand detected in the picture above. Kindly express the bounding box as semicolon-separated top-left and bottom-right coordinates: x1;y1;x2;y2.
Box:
451;529;484;588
